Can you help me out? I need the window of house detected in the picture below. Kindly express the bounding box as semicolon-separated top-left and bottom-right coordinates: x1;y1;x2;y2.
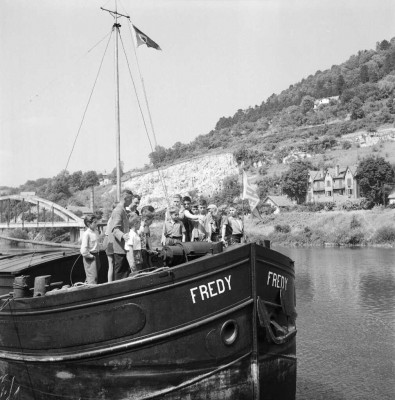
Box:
348;189;353;195
326;191;332;197
326;180;331;187
347;178;352;187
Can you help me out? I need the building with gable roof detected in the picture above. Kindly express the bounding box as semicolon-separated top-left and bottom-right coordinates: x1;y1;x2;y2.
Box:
306;165;360;203
262;195;295;214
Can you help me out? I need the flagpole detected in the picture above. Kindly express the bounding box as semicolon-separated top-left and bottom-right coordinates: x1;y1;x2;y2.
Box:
241;167;245;242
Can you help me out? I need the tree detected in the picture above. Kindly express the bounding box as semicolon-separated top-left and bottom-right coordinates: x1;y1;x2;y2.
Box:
300;96;315;114
360;65;369;84
336;74;346;94
81;171;99;189
356;157;395;204
349;97;365;120
281;161;311;204
70;171;84;191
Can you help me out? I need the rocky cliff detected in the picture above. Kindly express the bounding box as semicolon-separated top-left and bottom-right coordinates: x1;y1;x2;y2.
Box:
121;153;239;209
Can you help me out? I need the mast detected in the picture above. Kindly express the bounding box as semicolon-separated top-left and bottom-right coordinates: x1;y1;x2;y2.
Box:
114;20;121;202
101;7;130;202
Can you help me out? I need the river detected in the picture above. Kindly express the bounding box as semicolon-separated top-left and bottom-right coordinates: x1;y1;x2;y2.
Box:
274;246;395;400
1;243;393;399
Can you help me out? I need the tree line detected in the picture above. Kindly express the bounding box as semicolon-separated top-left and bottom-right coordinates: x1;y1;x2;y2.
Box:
147;38;395;168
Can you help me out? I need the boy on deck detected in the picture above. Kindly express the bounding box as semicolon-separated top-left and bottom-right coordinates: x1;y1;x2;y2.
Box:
163;207;186;245
221;205;244;245
80;214;101;285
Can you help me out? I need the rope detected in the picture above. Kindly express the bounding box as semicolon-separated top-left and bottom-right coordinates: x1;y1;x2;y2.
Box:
118;30;170;207
69;254;83;286
65;28;114;171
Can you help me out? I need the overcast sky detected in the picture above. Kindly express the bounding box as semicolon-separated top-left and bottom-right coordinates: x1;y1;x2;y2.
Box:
1;0;394;187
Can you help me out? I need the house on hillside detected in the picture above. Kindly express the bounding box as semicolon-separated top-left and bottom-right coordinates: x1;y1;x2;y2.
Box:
313;96;339;109
262;195;295;214
389;191;395;205
99;171;111;186
306;165;360;203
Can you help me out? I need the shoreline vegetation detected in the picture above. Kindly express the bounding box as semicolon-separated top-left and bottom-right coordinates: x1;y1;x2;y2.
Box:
142;208;395;249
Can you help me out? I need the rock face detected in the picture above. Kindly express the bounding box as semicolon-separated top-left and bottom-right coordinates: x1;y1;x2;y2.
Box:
122;153;239;209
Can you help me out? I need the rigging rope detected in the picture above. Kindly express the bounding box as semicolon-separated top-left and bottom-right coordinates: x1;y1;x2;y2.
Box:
64;29;114;171
118;31;170;207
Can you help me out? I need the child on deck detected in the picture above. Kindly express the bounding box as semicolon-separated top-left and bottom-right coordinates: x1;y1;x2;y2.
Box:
163;207;186;245
125;213;143;277
138;206;155;269
221;205;244;245
80;214;101;285
192;199;213;242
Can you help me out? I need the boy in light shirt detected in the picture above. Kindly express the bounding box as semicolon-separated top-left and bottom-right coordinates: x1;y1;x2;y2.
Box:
80;214;101;285
125;213;143;277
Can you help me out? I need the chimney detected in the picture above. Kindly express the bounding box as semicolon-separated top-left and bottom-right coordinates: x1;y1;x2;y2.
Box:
335;165;340;176
320;168;324;178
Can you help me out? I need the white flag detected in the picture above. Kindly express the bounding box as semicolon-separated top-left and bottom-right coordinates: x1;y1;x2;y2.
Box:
242;170;260;211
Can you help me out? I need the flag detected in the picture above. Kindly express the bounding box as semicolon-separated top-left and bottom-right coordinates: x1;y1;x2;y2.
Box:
242;170;262;218
133;25;162;50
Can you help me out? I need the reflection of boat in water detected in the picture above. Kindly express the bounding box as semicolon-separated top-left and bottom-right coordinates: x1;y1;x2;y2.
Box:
0;6;297;400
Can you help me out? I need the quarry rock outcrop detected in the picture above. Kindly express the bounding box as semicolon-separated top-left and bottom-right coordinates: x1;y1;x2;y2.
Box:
121;153;239;210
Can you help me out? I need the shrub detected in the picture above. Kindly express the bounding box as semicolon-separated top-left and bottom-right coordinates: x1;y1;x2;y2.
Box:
372;226;395;243
274;224;291;233
350;215;361;229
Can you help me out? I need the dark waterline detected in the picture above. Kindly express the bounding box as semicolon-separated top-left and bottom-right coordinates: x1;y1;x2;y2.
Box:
274;246;395;400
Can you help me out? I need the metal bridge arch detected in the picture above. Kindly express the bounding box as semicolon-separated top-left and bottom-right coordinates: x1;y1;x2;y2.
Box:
0;195;85;229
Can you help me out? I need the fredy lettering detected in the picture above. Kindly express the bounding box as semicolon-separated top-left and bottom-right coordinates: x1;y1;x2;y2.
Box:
267;271;288;290
190;275;231;304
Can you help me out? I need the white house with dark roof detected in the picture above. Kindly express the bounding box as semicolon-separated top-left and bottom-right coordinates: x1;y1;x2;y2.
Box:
307;165;360;203
389;191;395;205
263;195;295;214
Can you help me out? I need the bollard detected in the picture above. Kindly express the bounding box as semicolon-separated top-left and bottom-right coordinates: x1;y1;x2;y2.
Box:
13;275;32;298
33;275;52;297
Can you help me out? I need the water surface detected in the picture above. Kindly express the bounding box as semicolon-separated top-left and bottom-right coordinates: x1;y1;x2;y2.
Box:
275;246;395;400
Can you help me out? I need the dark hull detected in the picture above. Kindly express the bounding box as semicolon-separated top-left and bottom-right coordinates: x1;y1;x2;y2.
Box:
0;243;296;399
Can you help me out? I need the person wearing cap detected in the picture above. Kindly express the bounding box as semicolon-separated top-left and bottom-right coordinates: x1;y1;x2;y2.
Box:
161;194;182;245
163;206;186;245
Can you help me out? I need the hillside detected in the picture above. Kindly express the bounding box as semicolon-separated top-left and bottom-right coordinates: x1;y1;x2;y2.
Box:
146;38;395;174
4;38;395;215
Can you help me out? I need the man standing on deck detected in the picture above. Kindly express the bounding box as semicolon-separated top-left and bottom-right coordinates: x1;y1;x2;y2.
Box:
108;189;134;280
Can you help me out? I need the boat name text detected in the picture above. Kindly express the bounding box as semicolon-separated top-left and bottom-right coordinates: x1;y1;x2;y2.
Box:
267;271;288;290
190;275;231;304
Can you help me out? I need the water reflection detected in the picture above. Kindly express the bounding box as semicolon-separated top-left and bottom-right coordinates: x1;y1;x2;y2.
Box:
275;246;395;400
359;272;395;315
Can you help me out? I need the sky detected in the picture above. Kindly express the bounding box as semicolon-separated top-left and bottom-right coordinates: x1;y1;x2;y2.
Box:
1;0;394;187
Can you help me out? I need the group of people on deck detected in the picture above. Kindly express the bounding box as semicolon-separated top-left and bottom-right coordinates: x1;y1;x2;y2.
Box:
162;194;244;247
80;190;244;285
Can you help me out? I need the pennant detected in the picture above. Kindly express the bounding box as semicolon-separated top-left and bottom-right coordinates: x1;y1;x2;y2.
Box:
133;25;162;50
242;170;261;217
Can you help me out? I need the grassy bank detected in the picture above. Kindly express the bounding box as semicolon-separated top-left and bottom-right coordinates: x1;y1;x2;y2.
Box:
148;208;395;248
245;208;395;247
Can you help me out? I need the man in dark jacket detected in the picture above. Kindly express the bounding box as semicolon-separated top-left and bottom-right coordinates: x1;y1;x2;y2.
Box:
108;189;134;280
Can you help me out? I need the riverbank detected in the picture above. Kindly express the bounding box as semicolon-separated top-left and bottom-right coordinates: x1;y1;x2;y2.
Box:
145;208;395;248
245;208;395;247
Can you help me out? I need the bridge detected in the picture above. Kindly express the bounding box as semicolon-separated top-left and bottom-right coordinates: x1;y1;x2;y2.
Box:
0;194;86;242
